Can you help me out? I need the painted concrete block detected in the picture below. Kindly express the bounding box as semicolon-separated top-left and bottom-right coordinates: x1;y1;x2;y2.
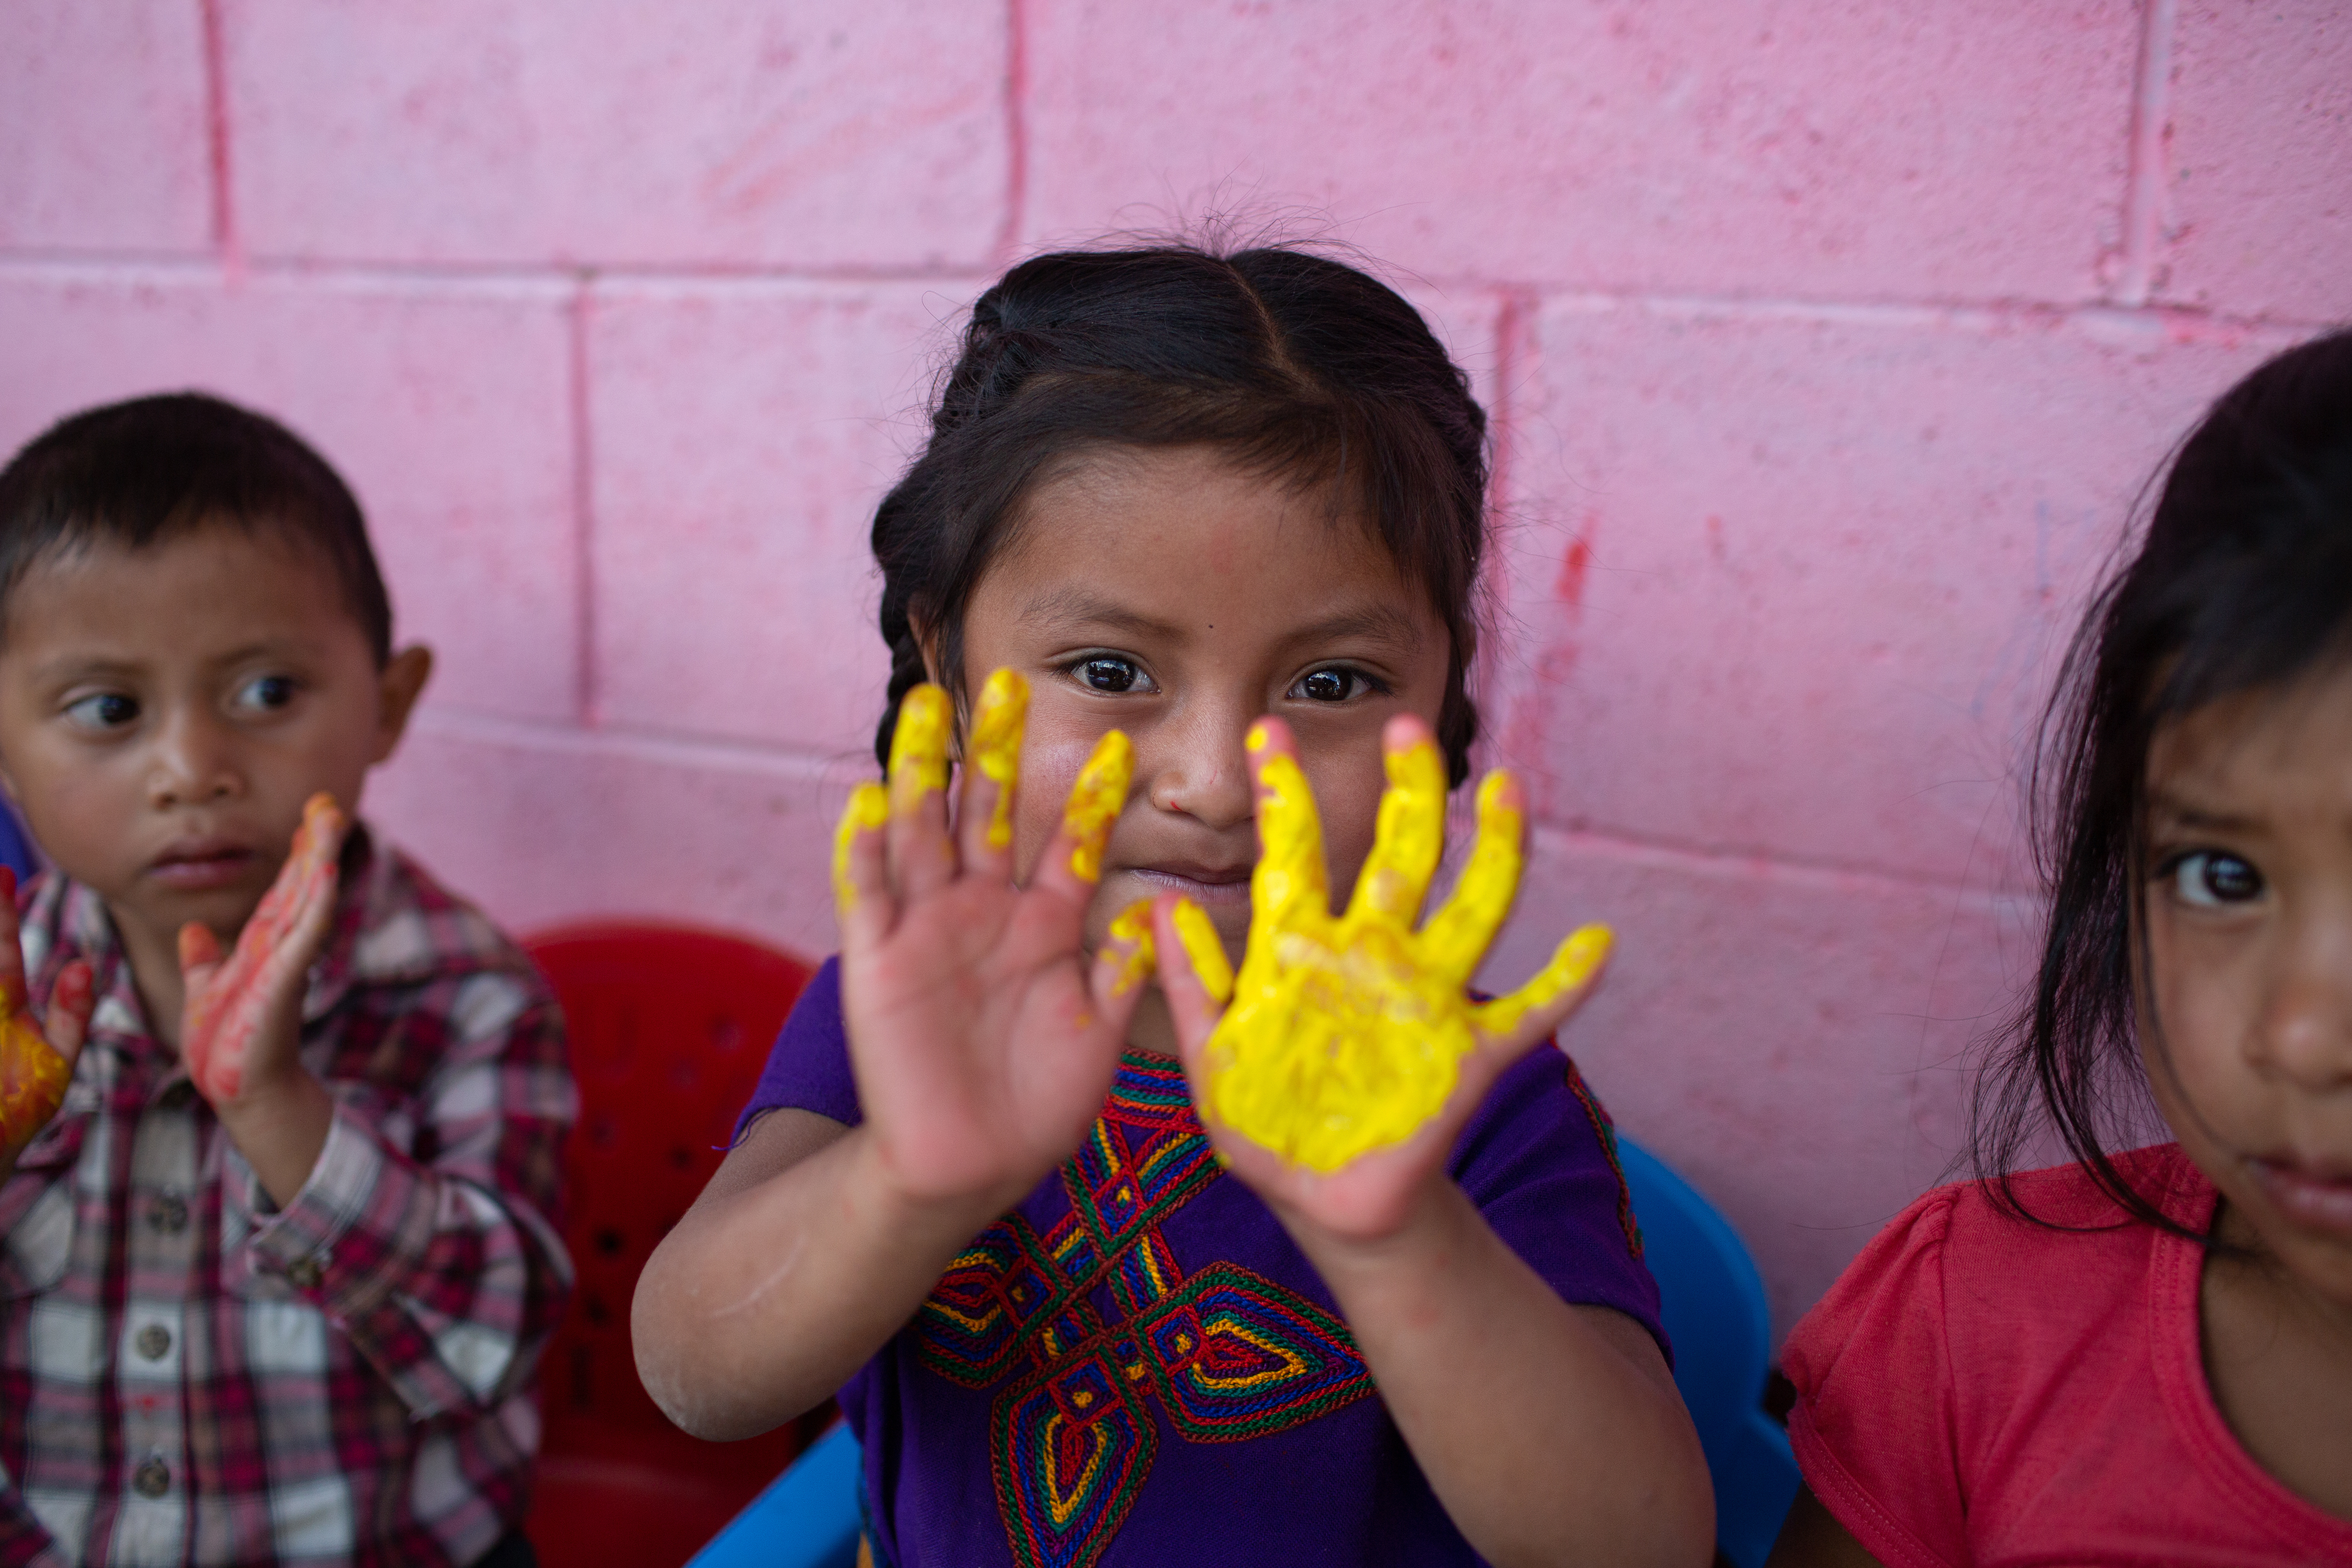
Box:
2161;2;2352;322
588;281;947;755
223;0;1007;269
1023;0;2138;304
367;716;856;963
0;0;212;252
0;272;577;724
1481;826;2036;1336
1494;301;2285;886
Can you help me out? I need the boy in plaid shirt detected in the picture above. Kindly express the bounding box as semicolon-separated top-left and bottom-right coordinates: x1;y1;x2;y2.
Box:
0;394;574;1567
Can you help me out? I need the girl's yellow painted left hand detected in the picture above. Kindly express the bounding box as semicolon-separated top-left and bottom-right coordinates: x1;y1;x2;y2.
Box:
1149;717;1610;1174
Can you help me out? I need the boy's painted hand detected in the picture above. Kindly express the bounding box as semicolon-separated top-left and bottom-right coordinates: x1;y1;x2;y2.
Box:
833;671;1152;1214
0;866;96;1165
179;793;346;1108
1151;715;1610;1242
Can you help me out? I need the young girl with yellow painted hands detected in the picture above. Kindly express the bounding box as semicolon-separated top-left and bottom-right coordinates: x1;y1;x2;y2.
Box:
636;243;1711;1568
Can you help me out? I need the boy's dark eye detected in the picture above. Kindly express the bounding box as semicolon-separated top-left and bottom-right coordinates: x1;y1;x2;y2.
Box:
2169;851;2265;909
1079;657;1142;693
1292;667;1375;703
64;693;138;731
232;674;298;713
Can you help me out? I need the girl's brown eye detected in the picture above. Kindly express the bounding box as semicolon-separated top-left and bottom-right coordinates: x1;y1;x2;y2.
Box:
2172;851;2264;908
1080;657;1140;693
1296;668;1359;702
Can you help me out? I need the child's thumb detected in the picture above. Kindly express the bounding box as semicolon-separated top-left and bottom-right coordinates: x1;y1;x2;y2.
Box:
177;922;225;985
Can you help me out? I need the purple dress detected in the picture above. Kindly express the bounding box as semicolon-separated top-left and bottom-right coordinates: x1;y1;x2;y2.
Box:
737;958;1665;1568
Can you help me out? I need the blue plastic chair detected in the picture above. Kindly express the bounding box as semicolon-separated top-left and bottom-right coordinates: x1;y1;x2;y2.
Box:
689;1137;1798;1568
1616;1135;1801;1568
0;801;38;886
690;1418;861;1568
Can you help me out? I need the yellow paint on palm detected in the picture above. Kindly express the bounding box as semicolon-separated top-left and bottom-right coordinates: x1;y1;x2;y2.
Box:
1103;899;1157;997
1200;733;1612;1172
887;684;953;817
969;668;1029;850
1060;731;1132;884
831;783;889;914
0;999;69;1153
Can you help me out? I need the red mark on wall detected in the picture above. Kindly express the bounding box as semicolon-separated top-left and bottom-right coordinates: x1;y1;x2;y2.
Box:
1553;535;1593;608
1706;514;1726;565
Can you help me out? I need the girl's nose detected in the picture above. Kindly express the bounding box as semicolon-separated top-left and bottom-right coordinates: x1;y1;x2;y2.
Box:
1141;702;1255;832
2250;924;2352;1092
147;708;244;809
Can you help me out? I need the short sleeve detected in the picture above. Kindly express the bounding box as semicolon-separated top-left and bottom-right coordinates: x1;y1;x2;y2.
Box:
1451;1045;1667;1359
733;956;860;1138
1782;1188;1967;1568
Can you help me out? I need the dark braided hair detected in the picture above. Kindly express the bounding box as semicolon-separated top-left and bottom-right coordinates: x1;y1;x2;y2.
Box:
870;243;1491;785
1971;326;2352;1235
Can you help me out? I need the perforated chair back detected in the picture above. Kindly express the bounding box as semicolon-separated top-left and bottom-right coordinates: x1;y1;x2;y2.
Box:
525;921;816;1567
1617;1136;1801;1568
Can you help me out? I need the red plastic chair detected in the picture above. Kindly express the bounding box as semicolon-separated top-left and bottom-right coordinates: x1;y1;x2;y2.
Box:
523;921;826;1568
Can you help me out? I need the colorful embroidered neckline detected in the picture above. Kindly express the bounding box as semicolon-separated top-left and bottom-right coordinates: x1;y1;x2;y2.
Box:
915;1052;1372;1568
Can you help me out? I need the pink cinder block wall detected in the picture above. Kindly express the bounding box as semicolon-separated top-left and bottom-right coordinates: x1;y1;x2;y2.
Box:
3;1;2345;1336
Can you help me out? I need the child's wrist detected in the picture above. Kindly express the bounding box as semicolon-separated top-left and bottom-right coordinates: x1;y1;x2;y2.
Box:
208;1065;332;1154
1275;1172;1477;1280
844;1125;1035;1247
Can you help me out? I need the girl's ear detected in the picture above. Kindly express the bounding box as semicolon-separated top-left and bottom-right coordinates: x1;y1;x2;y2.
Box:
909;610;947;688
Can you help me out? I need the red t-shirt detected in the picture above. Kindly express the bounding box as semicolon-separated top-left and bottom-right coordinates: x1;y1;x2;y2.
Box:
1783;1143;2352;1566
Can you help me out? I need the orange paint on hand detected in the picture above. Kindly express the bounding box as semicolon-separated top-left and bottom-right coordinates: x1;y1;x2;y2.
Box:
181;792;346;1105
0;993;71;1153
1197;734;1612;1171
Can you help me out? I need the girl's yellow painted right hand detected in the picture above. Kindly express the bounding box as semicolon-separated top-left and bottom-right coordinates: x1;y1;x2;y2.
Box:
830;670;1150;1212
0;866;95;1165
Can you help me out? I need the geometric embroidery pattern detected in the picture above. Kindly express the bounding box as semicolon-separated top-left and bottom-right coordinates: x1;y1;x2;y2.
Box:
1564;1058;1643;1259
917;1053;1373;1568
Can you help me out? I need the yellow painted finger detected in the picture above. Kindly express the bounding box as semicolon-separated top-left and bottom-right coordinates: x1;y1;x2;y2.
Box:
1344;734;1447;929
1170;897;1234;1006
1060;731;1132;883
831;783;889;914
1104;898;1156;998
1247;726;1328;931
1419;770;1526;985
887;685;953;817
969;668;1029;851
1472;924;1613;1040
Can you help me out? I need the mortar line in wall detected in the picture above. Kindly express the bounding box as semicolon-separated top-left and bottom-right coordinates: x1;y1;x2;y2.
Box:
410;706;858;779
0;250;2327;342
1472;289;1535;780
196;0;239;268
2110;0;2179;307
566;278;600;728
994;0;1031;264
1526;820;2027;909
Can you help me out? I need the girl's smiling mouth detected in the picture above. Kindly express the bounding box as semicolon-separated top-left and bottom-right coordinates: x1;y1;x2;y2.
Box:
148;837;260;891
1126;862;1254;906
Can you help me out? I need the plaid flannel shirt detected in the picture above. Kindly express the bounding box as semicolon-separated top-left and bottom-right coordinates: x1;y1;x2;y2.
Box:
0;829;575;1567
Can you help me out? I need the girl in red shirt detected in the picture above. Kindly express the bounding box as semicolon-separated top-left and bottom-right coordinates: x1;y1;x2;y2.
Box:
1771;330;2352;1566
